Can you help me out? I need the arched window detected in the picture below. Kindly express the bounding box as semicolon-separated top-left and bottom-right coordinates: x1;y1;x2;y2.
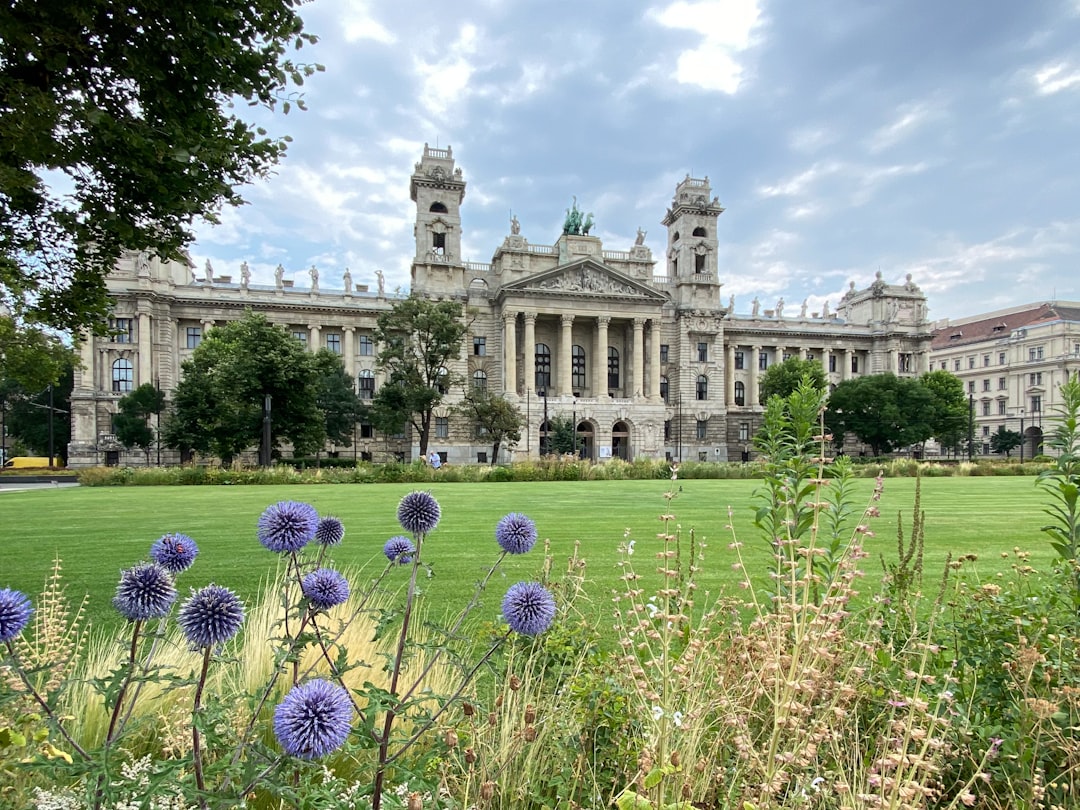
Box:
429;202;448;213
572;345;586;391
112;358;134;393
734;380;745;406
673;231;680;242
473;369;487;391
535;343;551;392
608;347;620;390
696;374;708;401
660;375;669;403
358;370;375;400
692;226;706;237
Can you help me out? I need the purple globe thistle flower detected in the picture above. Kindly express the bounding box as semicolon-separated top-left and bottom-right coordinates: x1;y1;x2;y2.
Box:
149;533;199;574
273;678;354;759
301;568;350;611
383;536;416;565
501;582;556;636
396;491;440;535
177;585;245;649
257;501;319;553
495;513;538;555
113;563;177;622
0;588;33;643
314;516;345;546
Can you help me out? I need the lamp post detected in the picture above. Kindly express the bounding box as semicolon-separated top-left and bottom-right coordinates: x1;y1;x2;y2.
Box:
967;393;974;462
572;396;577;458
1018;407;1026;464
541;388;548;456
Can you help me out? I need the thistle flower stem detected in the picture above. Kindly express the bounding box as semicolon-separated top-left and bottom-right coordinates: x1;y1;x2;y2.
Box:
396;550;508;708
191;645;213;805
311;620;367;719
105;619;143;744
237;755;288;798
118;615;170;732
3;640;90;761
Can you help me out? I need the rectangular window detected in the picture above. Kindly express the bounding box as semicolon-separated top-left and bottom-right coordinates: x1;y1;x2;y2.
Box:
759;351;769;371
783;353;793;362
982;379;990;392
998;376;1007;390
968;381;975;394
697;342;708;362
326;334;342;354
982;401;991;416
696;419;707;440
739;422;750;442
982;442;990;455
998;400;1007;415
358;374;375;400
983;354;991;367
953;359;961;371
660;344;669;364
185;327;202;349
899;354;912;373
829;355;837;373
435;416;449;439
982;425;990;437
664;420;671;441
293;330;308;346
967;356;975;369
734;351;745;370
359;335;374;356
473;336;486;356
111;318;134;343
1031;395;1042;413
1029;346;1044;361
999;352;1006;365
806;353;814;362
851;355;859;373
360;422;374;439
1029;372;1042;386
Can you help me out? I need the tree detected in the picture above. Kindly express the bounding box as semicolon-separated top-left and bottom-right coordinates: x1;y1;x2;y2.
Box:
545;415;581;456
370;297;467;458
0;1;320;332
0;316;74;392
759;357;826;404
312;349;364;450
163;313;323;464
920;370;969;454
114;383;166;465
456;387;524;465
825;374;936;456
989;425;1023;457
3;361;73;463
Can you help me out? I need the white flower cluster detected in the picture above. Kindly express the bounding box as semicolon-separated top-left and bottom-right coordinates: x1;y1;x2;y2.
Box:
33;757;199;810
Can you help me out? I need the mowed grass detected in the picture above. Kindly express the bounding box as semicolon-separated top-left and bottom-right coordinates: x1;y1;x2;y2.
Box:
0;476;1055;631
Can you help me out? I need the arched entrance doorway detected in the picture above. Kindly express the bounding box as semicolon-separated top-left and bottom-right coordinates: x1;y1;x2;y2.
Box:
539;420;553;456
1023;425;1044;460
577;421;594;460
612;421;630;460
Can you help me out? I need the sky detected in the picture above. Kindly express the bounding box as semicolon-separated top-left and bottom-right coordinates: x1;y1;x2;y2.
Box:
189;0;1080;324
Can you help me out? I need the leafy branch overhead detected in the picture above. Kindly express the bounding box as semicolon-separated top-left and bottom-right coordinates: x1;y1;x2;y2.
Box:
0;1;322;332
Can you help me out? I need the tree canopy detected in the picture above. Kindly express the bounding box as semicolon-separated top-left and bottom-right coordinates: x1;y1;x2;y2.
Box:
0;1;319;331
0;315;74;392
825;373;936;456
1;360;73;463
312;349;365;449
456;387;524;465
990;425;1023;457
920;370;969;453
114;383;166;465
163;313;324;464
759;357;827;404
369;297;468;458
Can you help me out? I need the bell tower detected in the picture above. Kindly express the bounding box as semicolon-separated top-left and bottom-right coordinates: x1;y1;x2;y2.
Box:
410;144;466;293
661;175;724;309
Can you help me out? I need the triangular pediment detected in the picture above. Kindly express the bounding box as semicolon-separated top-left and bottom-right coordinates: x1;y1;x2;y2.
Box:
500;257;667;302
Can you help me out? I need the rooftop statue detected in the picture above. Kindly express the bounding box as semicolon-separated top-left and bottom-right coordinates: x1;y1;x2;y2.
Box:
510;214;520;235
582;212;594;235
635;227;646;246
562;196;583;235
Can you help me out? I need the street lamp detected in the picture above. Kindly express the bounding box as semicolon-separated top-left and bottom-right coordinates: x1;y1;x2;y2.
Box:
1017;407;1026;464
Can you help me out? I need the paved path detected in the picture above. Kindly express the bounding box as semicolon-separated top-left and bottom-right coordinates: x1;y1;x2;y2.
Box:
0;481;80;493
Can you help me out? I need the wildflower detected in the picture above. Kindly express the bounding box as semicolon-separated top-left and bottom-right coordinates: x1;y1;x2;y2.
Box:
627;540;636;556
383;536;416;565
257;501;319;553
397;491;440;534
495;513;537;554
302;568;350;611
314;516;346;546
501;582;556;636
273;679;353;759
149;533;199;574
651;705;664;721
672;711;684;728
113;563;177;621
0;588;33;642
177;584;245;648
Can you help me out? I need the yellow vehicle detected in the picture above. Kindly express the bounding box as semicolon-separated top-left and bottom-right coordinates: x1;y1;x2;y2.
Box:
2;456;63;469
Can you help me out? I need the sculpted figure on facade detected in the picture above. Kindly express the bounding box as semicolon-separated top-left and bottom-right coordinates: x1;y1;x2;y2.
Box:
309;264;319;291
635;227;646;246
582;212;594;235
800;298;808;318
751;296;760;317
240;261;250;289
376;269;385;297
821;299;830;319
275;264;284;288
343;267;352;293
204;259;213;285
510;214;520;235
775;297;785;317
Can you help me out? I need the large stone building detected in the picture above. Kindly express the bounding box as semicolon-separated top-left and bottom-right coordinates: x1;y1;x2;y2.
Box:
928;302;1080;459
68;145;933;467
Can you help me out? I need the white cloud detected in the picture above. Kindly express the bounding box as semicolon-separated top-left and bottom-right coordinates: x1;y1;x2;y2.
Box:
866;100;943;153
337;1;397;44
648;0;763;93
758;161;843;197
788;126;835;154
1033;61;1080;94
411;24;482;120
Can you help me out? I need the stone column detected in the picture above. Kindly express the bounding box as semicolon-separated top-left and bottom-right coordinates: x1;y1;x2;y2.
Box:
524;312;537;393
503;312;517;394
201;319;215;336
726;344;736;405
137;312;152;387
559;314;574;396
822;348;831;379
649;319;662;402
632;318;645;399
343;327;356;376
750;345;761;407
594;316;609;396
843;348;853;380
77;332;95;391
309;324;321;352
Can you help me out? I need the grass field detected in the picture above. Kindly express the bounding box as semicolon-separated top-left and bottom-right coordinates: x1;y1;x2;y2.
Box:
0;476;1056;630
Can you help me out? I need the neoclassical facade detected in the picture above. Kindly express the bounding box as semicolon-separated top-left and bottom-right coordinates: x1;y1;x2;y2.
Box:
68;145;933;467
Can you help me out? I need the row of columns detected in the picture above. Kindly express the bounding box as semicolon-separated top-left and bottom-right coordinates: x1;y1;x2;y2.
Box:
503;311;663;400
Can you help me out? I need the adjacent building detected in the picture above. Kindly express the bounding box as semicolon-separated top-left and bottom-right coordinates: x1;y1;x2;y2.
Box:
68;145;933;467
929;302;1080;458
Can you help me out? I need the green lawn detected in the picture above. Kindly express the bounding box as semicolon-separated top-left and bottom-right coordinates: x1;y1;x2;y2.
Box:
0;476;1055;630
